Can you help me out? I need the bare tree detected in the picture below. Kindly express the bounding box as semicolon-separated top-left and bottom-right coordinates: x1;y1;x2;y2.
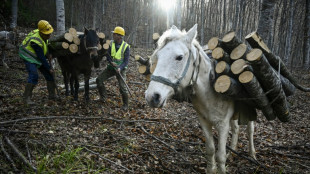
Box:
304;0;310;68
56;0;65;35
10;0;18;30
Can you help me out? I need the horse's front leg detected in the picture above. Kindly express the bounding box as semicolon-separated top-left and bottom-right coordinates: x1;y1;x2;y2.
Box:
227;119;240;159
216;119;231;174
69;74;74;96
198;115;216;174
73;75;79;101
84;74;90;102
247;121;256;159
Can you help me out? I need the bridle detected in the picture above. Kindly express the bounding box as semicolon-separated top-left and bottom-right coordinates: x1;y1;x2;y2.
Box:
151;48;201;95
83;35;98;51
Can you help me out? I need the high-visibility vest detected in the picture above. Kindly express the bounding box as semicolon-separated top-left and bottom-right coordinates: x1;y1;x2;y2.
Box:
110;40;129;66
19;29;48;65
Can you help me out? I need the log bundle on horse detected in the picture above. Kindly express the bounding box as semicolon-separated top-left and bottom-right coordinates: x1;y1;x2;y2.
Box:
52;28;102;102
145;24;256;174
208;31;310;122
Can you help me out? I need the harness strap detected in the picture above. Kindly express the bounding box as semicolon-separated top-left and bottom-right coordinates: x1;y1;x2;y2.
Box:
151;50;192;93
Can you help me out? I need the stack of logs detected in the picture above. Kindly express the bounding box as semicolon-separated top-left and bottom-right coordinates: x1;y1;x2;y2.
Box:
209;31;301;122
48;28;108;57
134;33;160;81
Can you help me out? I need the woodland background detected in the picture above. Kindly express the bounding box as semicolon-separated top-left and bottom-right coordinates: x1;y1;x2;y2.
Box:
0;0;310;173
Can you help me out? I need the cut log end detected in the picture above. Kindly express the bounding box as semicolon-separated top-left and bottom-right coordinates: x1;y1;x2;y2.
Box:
207;37;219;50
98;32;105;39
222;31;235;43
62;42;69;49
103;43;109;50
246;48;263;62
230;44;247;60
214;75;231;93
231;59;247;75
153;33;160;40
64;33;73;43
73;36;80;45
68;28;77;36
212;47;224;60
215;61;228;74
239;71;254;84
245;31;271;53
69;44;78;53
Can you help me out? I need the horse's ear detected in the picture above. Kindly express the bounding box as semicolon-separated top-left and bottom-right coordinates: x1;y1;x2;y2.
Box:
95;27;100;32
185;24;197;45
84;27;89;34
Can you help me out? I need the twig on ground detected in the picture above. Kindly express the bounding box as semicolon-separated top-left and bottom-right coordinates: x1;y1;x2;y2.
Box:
0;136;18;172
4;136;37;172
83;147;134;173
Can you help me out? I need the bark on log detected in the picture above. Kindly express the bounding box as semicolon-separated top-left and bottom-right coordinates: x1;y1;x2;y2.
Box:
50;33;73;43
245;31;310;92
231;59;252;75
138;65;151;75
212;47;231;63
239;71;276;120
280;75;296;97
246;48;290;122
49;41;69;50
135;55;150;66
215;61;231;75
207;37;223;50
222;31;243;54
230;44;248;60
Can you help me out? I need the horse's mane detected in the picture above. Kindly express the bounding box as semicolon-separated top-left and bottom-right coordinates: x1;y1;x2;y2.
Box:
151;26;209;65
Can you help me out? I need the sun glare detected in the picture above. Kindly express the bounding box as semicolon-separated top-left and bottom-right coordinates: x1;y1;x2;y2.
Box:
158;0;176;12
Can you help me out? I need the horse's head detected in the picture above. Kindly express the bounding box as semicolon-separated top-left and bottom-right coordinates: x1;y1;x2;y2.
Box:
145;24;201;108
83;27;100;68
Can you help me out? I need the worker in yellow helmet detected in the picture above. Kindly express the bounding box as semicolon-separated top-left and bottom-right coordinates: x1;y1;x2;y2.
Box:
19;20;57;105
96;26;131;110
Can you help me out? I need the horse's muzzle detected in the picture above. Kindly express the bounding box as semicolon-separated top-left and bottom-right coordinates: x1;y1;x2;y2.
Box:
91;55;100;68
146;92;165;108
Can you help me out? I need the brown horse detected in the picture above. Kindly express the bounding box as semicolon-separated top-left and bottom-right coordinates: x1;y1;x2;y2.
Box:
58;28;100;102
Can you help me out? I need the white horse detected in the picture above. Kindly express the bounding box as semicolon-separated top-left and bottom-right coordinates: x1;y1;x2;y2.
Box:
145;24;256;174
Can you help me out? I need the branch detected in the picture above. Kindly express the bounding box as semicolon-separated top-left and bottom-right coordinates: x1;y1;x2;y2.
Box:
83;147;134;173
4;136;37;172
0;136;18;172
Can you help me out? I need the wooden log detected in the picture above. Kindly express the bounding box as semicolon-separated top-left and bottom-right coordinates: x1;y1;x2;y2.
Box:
138;65;151;75
231;59;252;75
230;44;248;60
135;55;150;66
97;43;102;50
69;44;78;53
207;37;223;50
246;48;290;122
103;43;109;50
153;33;160;41
98;32;105;39
214;75;244;97
212;47;231;63
50;33;73;43
245;31;310;92
49;41;69;50
215;61;231;75
68;28;77;36
222;31;243;54
50;49;72;57
72;36;80;45
150;61;157;74
239;71;276;120
280;75;296;97
105;40;111;45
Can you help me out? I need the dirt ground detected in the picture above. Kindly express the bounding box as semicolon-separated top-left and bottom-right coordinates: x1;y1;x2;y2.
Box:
0;44;310;173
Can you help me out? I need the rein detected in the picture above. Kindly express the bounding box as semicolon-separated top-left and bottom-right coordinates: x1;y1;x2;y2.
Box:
151;49;201;95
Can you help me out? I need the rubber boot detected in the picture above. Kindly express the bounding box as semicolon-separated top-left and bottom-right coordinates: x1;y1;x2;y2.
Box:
97;85;107;102
121;93;129;111
23;83;35;105
47;81;58;100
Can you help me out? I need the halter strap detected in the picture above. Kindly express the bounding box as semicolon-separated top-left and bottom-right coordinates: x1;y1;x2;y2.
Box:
83;36;98;51
151;50;192;93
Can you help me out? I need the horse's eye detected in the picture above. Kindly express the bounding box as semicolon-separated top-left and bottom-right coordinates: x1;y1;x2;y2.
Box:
175;55;183;61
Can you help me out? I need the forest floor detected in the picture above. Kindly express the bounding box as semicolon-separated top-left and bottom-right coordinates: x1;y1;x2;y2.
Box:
0;39;310;173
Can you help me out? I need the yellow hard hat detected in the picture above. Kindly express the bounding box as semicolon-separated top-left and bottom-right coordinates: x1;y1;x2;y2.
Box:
38;20;54;35
112;26;125;36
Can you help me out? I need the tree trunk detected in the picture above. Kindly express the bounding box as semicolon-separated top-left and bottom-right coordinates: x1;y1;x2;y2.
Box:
257;0;276;47
304;0;310;68
56;0;66;36
10;0;18;29
246;48;290;122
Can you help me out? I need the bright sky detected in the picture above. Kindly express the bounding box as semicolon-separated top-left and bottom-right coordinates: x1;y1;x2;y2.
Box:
158;0;176;12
